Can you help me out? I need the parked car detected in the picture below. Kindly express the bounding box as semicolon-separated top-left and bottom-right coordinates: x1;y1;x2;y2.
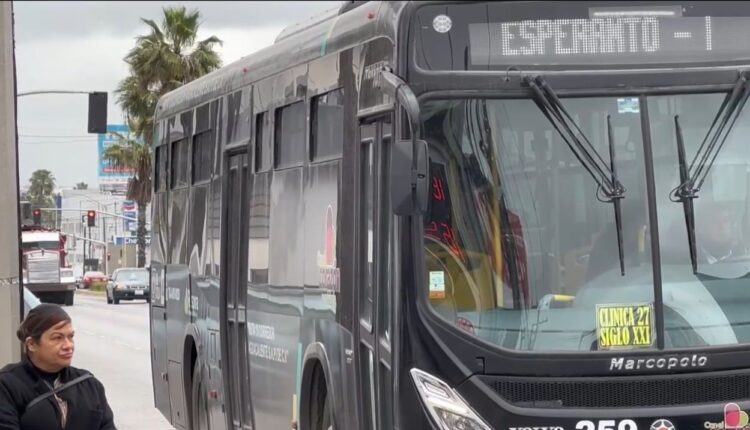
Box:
82;271;108;289
23;286;41;317
106;268;150;304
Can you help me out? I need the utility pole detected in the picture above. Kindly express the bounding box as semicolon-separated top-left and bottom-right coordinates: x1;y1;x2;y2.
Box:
0;1;22;366
83;217;87;271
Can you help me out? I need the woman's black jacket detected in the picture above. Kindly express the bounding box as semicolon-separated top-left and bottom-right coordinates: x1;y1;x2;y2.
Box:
0;358;116;430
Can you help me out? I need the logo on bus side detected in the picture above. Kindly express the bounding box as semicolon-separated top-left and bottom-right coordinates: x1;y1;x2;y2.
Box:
317;205;340;293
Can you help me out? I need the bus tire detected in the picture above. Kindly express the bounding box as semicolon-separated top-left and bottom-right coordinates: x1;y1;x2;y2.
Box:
191;364;210;430
310;368;334;430
64;291;74;306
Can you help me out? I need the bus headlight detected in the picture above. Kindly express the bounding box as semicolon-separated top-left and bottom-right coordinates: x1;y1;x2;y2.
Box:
410;368;492;430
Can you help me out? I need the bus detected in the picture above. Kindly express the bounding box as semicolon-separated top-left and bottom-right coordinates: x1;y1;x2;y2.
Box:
149;1;750;430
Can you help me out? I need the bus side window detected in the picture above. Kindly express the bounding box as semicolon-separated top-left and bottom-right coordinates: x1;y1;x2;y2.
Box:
254;112;271;172
311;88;344;162
274;101;306;169
192;103;213;185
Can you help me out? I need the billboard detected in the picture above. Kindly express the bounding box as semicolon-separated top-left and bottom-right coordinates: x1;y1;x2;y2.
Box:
98;124;134;187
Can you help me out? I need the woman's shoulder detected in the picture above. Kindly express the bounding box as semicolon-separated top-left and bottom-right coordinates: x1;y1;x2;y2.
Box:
0;361;29;382
0;361;23;375
0;361;34;398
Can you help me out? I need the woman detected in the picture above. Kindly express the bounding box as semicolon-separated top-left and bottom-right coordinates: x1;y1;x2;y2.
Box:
0;303;116;430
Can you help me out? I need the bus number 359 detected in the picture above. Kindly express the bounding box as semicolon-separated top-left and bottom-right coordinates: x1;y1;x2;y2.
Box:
577;420;639;430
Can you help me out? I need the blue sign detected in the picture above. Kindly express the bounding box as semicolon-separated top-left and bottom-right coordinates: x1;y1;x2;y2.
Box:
98;124;133;185
115;236;150;246
121;200;137;232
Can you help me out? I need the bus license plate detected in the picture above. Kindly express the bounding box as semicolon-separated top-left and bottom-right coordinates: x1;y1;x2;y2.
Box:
135;290;144;295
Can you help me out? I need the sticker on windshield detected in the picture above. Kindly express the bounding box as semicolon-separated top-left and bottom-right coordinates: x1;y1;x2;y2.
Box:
617;97;640;113
429;271;446;299
596;303;654;350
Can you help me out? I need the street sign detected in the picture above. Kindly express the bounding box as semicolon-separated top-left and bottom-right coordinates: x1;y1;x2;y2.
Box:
114;236;150;246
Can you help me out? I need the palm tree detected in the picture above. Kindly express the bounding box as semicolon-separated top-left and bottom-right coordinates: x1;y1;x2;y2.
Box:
28;169;56;227
103;132;151;266
111;6;222;267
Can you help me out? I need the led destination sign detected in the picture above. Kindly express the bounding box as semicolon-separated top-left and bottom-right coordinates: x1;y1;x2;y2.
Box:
467;14;750;66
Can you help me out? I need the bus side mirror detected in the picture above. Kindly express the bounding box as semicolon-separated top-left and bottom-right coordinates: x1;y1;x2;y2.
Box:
391;139;429;215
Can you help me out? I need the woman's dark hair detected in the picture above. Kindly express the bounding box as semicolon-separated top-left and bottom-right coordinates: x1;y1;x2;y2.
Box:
16;303;71;344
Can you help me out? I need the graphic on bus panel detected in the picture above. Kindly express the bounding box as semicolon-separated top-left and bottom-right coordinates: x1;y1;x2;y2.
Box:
318;205;340;293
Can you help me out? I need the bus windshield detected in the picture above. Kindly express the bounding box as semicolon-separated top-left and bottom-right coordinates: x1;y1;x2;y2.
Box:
421;93;750;352
21;241;59;251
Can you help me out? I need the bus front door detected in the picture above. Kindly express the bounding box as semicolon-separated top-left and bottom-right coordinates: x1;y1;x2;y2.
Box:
221;152;254;430
357;117;394;430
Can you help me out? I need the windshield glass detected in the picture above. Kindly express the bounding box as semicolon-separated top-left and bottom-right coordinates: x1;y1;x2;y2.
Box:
115;270;149;283
21;241;59;251
422;94;750;352
649;92;750;346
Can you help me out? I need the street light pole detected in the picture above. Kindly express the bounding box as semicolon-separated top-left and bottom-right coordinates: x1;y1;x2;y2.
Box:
17;90;90;97
0;1;21;366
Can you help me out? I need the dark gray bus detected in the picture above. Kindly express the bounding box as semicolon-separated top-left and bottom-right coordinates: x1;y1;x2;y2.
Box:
149;2;750;430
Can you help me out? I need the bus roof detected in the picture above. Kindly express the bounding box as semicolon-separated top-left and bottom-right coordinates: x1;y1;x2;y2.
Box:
154;1;408;124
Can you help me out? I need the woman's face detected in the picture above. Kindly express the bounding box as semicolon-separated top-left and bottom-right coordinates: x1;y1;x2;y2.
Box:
27;320;75;372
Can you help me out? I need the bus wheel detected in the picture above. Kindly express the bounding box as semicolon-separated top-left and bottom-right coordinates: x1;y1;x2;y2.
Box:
322;392;332;430
191;365;210;430
311;370;333;430
64;291;74;306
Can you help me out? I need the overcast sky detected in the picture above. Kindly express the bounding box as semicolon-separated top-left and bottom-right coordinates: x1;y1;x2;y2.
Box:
14;1;340;189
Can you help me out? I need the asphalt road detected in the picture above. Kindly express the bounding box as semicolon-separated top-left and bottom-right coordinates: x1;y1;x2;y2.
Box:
66;290;175;430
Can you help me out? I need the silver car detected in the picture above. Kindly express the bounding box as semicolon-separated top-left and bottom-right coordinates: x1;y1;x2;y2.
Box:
106;268;150;304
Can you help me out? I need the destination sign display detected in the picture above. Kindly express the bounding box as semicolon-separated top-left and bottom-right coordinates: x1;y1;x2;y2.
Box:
469;15;750;66
414;2;750;69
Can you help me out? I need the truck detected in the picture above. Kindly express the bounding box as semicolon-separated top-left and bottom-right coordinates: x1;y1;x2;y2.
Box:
21;225;76;306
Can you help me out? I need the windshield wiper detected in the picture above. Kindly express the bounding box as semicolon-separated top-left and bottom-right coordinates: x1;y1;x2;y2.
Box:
673;115;698;273
525;75;627;275
671;73;750;273
607;115;625;276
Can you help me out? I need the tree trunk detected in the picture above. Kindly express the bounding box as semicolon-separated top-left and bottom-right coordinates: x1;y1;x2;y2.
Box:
137;203;147;267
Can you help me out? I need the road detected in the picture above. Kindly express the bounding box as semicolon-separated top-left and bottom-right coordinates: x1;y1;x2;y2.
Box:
66;291;175;430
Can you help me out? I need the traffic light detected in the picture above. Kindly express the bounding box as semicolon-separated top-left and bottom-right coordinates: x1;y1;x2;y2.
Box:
87;210;96;227
87;92;108;134
32;209;41;225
